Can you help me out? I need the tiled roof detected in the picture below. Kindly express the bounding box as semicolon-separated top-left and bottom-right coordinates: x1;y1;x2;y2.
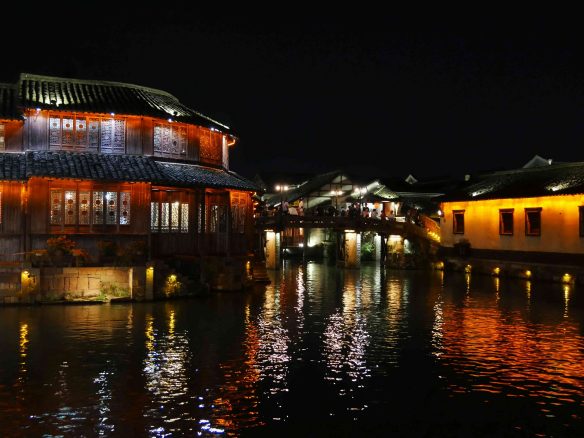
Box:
156;161;259;190
0;151;258;191
24;151;165;182
15;73;229;131
0;83;20;120
441;162;584;201
0;153;26;179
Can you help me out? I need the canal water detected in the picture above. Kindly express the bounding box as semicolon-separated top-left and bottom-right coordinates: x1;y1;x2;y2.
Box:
1;261;584;437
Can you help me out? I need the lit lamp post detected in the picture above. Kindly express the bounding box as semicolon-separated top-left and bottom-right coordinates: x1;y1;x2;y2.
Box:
353;187;367;212
275;184;289;216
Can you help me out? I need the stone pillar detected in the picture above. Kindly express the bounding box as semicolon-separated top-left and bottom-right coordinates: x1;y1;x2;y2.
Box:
265;230;281;270
130;266;147;300
374;234;382;261
344;231;361;269
302;227;308;261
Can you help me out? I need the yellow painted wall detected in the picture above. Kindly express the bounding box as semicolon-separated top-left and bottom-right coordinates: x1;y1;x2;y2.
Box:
440;195;584;253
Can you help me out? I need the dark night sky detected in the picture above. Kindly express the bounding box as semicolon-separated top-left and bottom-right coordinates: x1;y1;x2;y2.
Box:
3;10;584;180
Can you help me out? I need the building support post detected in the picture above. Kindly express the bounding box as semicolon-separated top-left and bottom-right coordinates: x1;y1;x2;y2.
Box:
344;230;361;269
265;230;281;270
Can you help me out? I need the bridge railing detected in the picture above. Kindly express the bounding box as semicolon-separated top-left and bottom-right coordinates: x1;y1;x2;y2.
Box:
255;214;441;243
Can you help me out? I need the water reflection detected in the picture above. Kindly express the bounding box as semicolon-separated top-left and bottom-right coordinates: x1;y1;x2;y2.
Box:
436;279;584;420
211;302;262;432
322;269;371;416
2;265;584;436
142;308;214;436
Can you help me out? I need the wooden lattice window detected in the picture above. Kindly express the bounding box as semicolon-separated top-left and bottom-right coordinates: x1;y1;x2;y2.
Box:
105;192;117;225
171;202;180;232
199;128;222;165
93;191;104;224
120;192;131;225
161;202;170;232
50;190;63;225
49;114;125;153
79;191;90;225
151;202;160;230
64;191;77;225
150;198;189;233
181;204;189;233
231;192;247;233
153;123;187;158
51;190;129;226
0;123;6;151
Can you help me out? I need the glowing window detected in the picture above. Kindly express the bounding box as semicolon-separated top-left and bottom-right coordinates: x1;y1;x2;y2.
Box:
50;189;62;225
0;124;5;151
106;192;117;225
49;115;125;153
525;208;542;236
453;210;465;234
120;192;131;225
64;190;77;225
161;202;170;232
79;191;90;225
93;191;104;225
151;202;160;230
170;201;180;232
499;209;514;235
153;123;187;158
181;204;189;233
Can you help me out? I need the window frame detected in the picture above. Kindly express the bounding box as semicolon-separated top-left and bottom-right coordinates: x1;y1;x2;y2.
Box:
524;207;542;236
49;188;130;227
499;208;514;235
48;113;126;153
0;123;5;151
150;190;190;234
452;210;465;234
580;206;584;237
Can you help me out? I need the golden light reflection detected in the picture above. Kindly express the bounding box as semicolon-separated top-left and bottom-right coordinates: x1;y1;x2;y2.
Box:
212;301;262;431
19;323;29;359
437;292;584;415
563;284;571;318
142;308;200;435
17;322;29;398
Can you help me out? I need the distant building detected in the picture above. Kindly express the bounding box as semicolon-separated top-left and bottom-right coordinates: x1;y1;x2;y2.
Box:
439;157;584;266
0;73;257;300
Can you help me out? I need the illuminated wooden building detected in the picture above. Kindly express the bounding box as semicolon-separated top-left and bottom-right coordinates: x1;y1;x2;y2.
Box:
439;157;584;269
0;73;257;266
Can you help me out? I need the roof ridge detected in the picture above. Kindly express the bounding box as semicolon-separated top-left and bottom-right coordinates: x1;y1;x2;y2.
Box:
19;73;179;101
